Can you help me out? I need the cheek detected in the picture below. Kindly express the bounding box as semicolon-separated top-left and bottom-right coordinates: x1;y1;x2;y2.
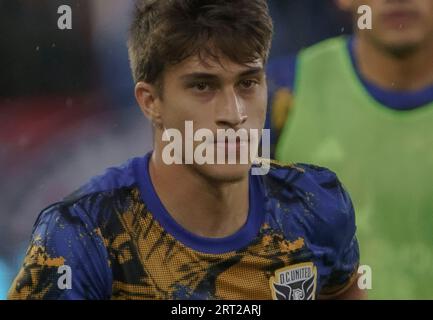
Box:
425;6;433;31
160;100;187;130
161;95;213;131
246;90;267;126
258;87;268;118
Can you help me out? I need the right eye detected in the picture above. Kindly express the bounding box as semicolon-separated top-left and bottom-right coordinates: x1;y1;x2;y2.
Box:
191;82;211;92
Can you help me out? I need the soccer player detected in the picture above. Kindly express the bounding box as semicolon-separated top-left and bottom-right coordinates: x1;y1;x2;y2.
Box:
8;0;364;300
272;0;433;299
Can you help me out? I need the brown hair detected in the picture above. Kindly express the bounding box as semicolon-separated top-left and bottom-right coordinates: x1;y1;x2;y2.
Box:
127;0;273;89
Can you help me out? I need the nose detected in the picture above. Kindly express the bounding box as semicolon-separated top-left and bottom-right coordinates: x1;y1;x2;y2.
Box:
215;87;248;128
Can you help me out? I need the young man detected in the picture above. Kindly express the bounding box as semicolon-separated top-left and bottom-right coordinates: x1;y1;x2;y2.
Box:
8;0;363;300
272;0;433;299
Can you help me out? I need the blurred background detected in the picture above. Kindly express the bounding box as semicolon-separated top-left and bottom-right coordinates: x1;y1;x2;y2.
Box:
0;0;351;298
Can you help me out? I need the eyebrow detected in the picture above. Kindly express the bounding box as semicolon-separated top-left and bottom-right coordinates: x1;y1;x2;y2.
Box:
238;67;264;78
180;67;264;82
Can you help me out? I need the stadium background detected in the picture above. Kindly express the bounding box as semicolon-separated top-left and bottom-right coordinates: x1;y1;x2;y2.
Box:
0;0;351;298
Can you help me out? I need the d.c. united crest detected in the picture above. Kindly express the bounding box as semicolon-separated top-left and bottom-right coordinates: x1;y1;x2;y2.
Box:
270;262;317;300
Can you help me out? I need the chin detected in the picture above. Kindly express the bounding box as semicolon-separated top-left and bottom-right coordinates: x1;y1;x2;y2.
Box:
383;40;422;57
374;28;426;55
193;163;251;184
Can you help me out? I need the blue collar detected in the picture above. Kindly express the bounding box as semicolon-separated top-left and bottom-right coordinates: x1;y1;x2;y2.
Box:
135;152;265;254
347;36;433;111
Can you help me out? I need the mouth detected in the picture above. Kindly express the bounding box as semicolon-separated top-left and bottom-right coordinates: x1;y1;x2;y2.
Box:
214;137;250;152
380;9;420;28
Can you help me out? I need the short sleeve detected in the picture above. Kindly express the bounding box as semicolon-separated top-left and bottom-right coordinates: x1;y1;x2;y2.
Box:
320;182;360;297
8;203;112;300
264;163;361;298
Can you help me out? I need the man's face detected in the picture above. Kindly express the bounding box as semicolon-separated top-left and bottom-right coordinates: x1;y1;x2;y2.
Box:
154;54;267;183
349;0;433;54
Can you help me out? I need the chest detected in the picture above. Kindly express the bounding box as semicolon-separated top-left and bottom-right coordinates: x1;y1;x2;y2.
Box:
106;226;331;300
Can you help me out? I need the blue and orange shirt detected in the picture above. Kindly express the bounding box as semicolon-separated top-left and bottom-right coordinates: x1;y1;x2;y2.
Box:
8;152;359;300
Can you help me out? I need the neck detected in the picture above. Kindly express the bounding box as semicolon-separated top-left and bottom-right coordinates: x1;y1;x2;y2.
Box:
355;33;433;91
149;146;249;239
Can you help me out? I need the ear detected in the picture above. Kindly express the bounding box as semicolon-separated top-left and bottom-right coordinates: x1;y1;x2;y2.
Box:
135;82;163;129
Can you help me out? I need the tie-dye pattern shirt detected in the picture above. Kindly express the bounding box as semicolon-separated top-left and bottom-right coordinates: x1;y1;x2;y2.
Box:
8;152;359;300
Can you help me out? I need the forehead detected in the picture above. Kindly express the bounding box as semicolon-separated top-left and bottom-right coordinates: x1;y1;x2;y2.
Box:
165;54;264;80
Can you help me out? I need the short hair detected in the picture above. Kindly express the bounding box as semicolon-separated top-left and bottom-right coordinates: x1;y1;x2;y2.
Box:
127;0;273;87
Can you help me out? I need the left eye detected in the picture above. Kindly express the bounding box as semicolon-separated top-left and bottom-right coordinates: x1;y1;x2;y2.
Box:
193;82;210;91
239;79;258;89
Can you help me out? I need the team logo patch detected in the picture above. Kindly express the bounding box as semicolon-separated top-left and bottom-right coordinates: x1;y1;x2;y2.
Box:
270;262;317;300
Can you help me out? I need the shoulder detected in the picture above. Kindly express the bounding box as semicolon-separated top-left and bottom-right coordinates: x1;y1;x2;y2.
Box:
8;156;148;299
30;154;150;251
7;189;126;299
65;155;146;200
299;36;348;61
267;36;348;90
261;159;343;192
259;160;356;249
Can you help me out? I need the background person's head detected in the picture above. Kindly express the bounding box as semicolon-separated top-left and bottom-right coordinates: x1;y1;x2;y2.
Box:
128;0;273;182
337;0;433;56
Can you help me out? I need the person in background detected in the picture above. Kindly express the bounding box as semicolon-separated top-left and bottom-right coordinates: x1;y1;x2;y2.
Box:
270;0;433;299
